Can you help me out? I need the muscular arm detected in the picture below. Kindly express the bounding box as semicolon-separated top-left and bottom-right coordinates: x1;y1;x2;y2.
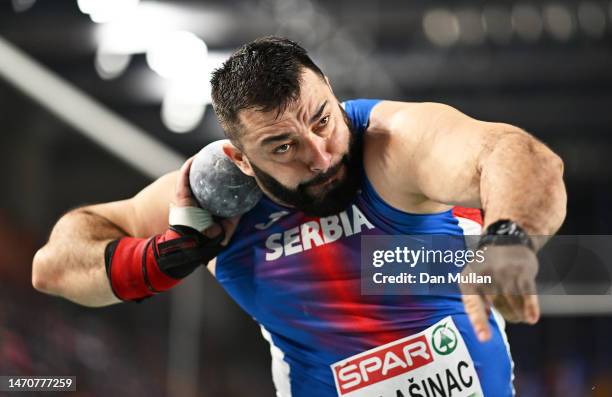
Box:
369;101;567;337
32;172;178;307
369;101;567;237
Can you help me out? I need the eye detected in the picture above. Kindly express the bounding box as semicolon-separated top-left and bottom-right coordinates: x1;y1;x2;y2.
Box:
319;115;330;126
273;143;292;154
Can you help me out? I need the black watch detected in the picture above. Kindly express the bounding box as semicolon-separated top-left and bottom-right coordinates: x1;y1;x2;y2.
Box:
478;219;534;251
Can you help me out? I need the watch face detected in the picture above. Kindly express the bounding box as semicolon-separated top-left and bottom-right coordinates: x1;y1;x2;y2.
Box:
482;220;534;251
496;221;517;235
487;219;525;236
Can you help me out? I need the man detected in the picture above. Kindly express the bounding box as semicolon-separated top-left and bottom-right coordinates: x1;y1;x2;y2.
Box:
32;37;566;396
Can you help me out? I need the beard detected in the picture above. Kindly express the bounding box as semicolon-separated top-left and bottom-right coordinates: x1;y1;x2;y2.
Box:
249;108;363;217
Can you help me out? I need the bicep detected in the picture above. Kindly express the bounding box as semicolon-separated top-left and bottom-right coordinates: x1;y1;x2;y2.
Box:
85;171;178;238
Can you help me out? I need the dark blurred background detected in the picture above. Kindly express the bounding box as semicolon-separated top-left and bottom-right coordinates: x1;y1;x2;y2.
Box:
0;0;611;396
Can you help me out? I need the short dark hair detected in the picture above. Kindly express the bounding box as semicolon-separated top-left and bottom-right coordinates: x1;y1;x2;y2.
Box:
210;36;324;144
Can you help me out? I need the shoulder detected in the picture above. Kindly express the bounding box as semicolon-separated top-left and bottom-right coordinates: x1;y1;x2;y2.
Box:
343;98;449;133
368;101;457;135
366;101;467;164
362;100;428;162
362;101;454;213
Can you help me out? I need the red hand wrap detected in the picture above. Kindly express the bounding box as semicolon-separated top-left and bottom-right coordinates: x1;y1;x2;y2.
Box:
105;224;224;302
106;229;184;301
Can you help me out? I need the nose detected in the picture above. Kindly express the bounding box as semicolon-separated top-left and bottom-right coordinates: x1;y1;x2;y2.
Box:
303;134;332;173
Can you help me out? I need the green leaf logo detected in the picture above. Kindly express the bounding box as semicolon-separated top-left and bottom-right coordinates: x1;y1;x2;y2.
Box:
431;322;458;355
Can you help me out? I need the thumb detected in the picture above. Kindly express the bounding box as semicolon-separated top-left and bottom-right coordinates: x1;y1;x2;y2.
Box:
219;216;241;246
202;223;223;239
462;293;491;342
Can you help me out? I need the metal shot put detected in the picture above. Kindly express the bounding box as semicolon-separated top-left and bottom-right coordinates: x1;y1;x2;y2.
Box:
189;139;262;218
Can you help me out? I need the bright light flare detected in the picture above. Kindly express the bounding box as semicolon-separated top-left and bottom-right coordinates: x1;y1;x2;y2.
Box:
78;0;140;24
161;81;210;133
146;31;208;80
423;9;460;47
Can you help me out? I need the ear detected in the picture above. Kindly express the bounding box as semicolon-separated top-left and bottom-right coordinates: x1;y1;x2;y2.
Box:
222;142;255;177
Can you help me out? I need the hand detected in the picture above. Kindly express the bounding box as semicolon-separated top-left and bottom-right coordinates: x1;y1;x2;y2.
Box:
460;244;540;342
173;156;241;245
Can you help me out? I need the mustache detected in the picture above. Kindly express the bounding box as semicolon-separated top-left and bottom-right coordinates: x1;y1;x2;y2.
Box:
299;157;346;188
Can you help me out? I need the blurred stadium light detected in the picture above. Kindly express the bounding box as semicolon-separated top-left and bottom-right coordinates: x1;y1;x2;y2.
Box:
94;2;232;54
456;8;486;45
90;1;233;132
11;0;36;13
146;31;210;132
578;1;607;38
544;4;575;41
512;4;544;42
161;80;210;133
422;8;460;47
482;4;514;44
146;31;208;80
95;48;132;80
78;0;141;24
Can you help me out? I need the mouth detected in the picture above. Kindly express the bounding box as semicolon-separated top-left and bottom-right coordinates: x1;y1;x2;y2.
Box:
309;164;344;188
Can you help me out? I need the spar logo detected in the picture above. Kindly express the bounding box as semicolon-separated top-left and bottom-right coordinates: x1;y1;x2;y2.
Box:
431;322;458;356
332;334;434;395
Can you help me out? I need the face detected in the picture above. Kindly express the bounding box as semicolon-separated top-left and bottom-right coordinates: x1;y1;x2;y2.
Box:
223;69;362;217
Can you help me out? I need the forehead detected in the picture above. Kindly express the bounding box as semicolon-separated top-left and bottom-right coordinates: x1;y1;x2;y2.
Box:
237;69;330;135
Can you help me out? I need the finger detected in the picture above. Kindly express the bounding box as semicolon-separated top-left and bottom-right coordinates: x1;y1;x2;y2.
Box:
493;294;521;323
523;294;540;324
517;276;540;324
219;216;241;246
176;157;195;199
511;279;532;323
499;280;524;322
462;292;491;342
483;293;494;315
457;268;479;295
